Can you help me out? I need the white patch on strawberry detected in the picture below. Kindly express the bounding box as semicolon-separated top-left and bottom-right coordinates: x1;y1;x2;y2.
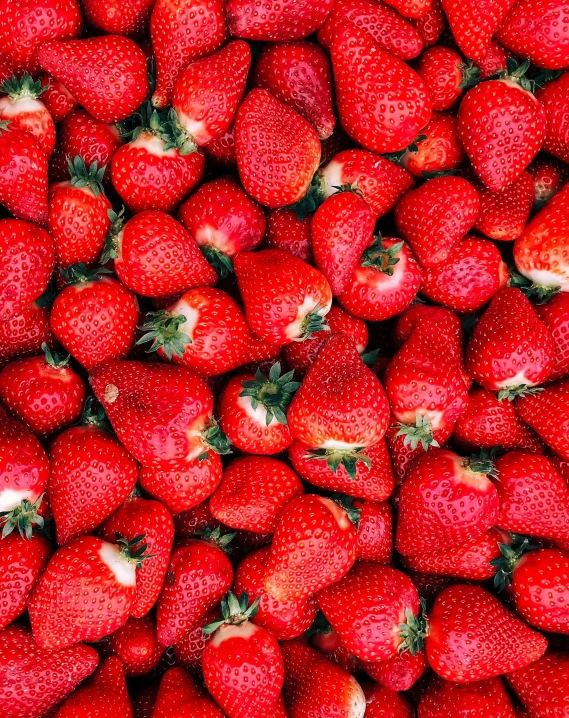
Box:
99;541;136;587
521;267;569;293
0;488;36;512
348;683;366;718
174;299;201;342
285;295;331;341
177;112;212;147
194;223;232;255
237;393;279;427
319;159;345;198
315;496;352;531
209;620;260;648
130;131;178;157
495;368;535;389
320;438;366;450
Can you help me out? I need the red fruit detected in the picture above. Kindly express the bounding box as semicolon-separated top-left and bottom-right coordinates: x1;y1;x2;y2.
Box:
400;112;465;177
420;236;508;313
363;651;427;692
50;265;139;370
416;46;475;111
0;301;54;367
81;0;155;36
174;610;217;674
264;208;312;262
465;287;555;395
109;616;165;676
440;0;516;60
473;170;534;241
363;682;413;718
39;73;77;122
536;73;569;163
354;500;393;563
395;175;480;268
383;0;431;18
331;22;431;153
38;36;148;123
151;666;205;718
536;292;569;381
425;584;547;682
410;0;446;46
418;675;516;717
0;73;56;156
475;38;510;78
235;88;321;208
0;0;82;75
263;494;357;601
226;0;334;40
0;219;54;321
28;534;149;649
506;652;569;717
0;624;98;718
309;623;360;674
527;157;568;208
204;124;237;166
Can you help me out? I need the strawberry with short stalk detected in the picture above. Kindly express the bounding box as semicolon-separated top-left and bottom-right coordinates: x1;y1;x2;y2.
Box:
0;73;55;155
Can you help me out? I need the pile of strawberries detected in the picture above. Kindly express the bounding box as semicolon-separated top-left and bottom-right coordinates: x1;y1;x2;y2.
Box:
2;0;569;716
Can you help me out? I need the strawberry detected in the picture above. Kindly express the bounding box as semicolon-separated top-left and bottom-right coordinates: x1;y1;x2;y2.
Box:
204;124;237;166
425;584;547;682
28;533;151;649
535;292;569;382
202;593;285;718
56;656;133;717
528;157;569;208
338;235;422;321
108;615;165;676
309;621;360;674
0;0;82;75
0;73;55;156
441;0;516;60
226;0;334;39
383;0;431;18
311;188;376;296
90;360;231;469
174;610;217;674
234;546;318;641
50;264;139;370
363;650;427;692
150;0;227;109
264;208;313;262
418;675;516;717
536;73;569;164
81;0;155;36
49;156;112;269
39;73;77;122
178;177;266;277
150;666;205;717
156;535;234;646
331;23;431;153
0;122;49;224
281;640;366;718
473;170;535;241
395;175;480;267
416;46;478;111
38;36;149;123
465;287;555;396
0;218;54;321
107;210;216;298
253;41;336;139
234;88;321;208
0;301;54;367
353;499;393;563
0;624;98;718
0;54;11;84
506;652;569;717
420;236;508;313
234;249;332;345
363;682;413;718
399;113;466;177
410;0;446;46
0;343;84;436
458;61;546;192
317;0;424;61
111;105;205;214
263;494;357;601
475;38;510;78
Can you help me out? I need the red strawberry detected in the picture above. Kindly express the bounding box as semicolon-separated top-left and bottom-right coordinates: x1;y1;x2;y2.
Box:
418;675;516;717
441;0;516;60
0;0;82;75
536;72;569;164
81;0;155;36
39;73;78;122
0;300;54;367
331;22;431;153
263;494;357;601
28;533;151;649
353;499;393;563
178;177;266;276
363;682;413;718
536;292;569;381
0;54;11;84
226;0;334;40
425;584;547;682
528;157;569;208
420;236;508;313
317;0;424;61
108;615;165;676
235;88;321;208
253;41;336;139
50;264;139;370
150;666;205;718
383;0;431;18
0;218;54;321
204;124;237;166
174;610;217;674
465;287;555;396
0;73;56;155
363;650;427;692
506;652;569;717
473;170;535;241
400;112;466;177
395;175;480;267
475;38;510;78
0;122;49;224
410;0;446;46
458;62;546;192
56;656;133;717
234;249;332;345
49;156;112;268
0;624;98;718
264;208;313;262
416;46;478;111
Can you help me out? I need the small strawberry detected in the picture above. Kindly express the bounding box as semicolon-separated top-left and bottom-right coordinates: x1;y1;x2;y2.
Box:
506;652;569;717
226;0;334;40
0;300;54;367
174;611;217;674
441;0;516;60
108;615;165;676
399;112;466;177
410;0;446;46
0;73;55;155
418;675;516;717
363;650;427;693
536;292;569;382
416;46;479;110
353;499;393;563
81;0;155;36
39;73;78;122
475;38;510;78
473;170;535;241
264;207;313;261
528;157;569;208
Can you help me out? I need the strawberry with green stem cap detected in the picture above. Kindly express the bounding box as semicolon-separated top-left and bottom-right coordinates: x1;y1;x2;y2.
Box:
0;72;55;155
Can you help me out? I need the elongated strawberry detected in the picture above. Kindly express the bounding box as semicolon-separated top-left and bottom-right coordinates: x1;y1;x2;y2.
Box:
410;0;445;45
441;0;516;60
506;652;569;717
331;22;431;153
418;675;516;718
226;0;334;39
473;170;534;241
150;666;205;718
109;615;165;676
0;73;55;155
81;0;155;36
56;656;133;717
400;112;465;176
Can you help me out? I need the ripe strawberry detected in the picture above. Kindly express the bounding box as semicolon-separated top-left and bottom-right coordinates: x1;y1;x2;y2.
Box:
441;0;516;60
416;46;478;110
0;218;54;321
204;124;237;166
0;122;49;224
506;652;569;717
528;157;568;208
395;175;480;267
418;675;516;717
458;61;547;192
39;72;77;122
202;593;285;718
383;0;431;18
235;88;321;208
317;0;424;61
174;610;217;674
0;0;82;75
28;533;151;649
475;38;510;77
426;584;547;682
331;23;431;153
421;236;508;312
536;73;569;164
0;300;54;367
50;265;139;370
264;208;312;261
226;0;334;39
81;0;155;36
156;535;234;646
473;170;535;241
363;682;413;718
234;249;332;345
338;235;422;321
353;499;393;563
309;620;360;674
108;615;165;676
178;177;266;276
363;650;427;692
0;624;98;718
400;112;465;177
263;494;357;601
151;666;205;717
56;656;133;717
410;0;446;46
0;73;55;156
466;287;555;396
535;292;569;382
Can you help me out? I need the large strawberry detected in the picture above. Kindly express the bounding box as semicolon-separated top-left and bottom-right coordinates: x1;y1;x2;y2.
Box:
81;0;155;36
418;675;516;718
506;652;569;717
0;73;56;155
226;0;334;39
441;0;516;60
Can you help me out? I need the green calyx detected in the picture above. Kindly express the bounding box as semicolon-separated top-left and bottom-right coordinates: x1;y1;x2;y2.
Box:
136;311;191;360
81;396;113;433
384;133;427;164
197;525;237;552
121;103;197;155
42;341;70;369
200;245;234;278
305;447;371;481
203;591;260;636
361;235;403;276
329;493;361;528
0;496;44;540
331;183;364;198
490;534;541;592
60;262;112;285
100;207;126;265
494;58;534;91
0;119;11;134
393;412;440;452
286;173;325;221
239;362;300;426
66;155;106;198
508;268;561;304
200;417;232;458
115;531;154;568
0;73;47;101
497;384;544;402
398;599;428;655
458;62;481;89
464;449;499;479
296;307;330;341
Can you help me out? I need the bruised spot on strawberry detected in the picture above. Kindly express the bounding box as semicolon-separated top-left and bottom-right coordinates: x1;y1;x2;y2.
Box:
103;384;119;404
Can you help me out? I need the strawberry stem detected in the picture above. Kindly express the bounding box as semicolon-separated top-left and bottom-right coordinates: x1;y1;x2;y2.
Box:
136;311;192;359
197;525;236;552
304;447;371;481
203;591;260;635
115;532;154;567
200;245;233;278
496;384;544;402
0;496;44;540
67;156;106;198
42;341;70;369
398;599;428;655
361;235;403;276
329;493;361;527
393;412;440;451
490;534;541;592
296;307;330;341
200;418;232;457
239;362;300;426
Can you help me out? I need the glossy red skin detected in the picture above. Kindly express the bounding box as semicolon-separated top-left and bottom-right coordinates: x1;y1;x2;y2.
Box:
418;675;516;717
385;422;428;484
364;650;427;692
506;652;569;717
56;656;132;718
0;302;54;367
264;208;313;262
354;500;393;563
309;626;361;674
0;354;84;436
81;0;155;36
174;610;217;675
226;0;334;40
156;539;233;646
416;46;463;111
151;667;204;718
527;157;568;206
109;616;165;676
383;0;431;18
426;585;547;683
536;73;569;163
410;0;446;46
0;128;49;224
0;94;55;157
401;112;465;177
475;38;509;78
536;293;569;382
363;681;413;718
473;170;534;241
441;0;515;60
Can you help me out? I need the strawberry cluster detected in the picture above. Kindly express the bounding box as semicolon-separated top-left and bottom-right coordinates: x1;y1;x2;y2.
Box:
1;0;569;716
